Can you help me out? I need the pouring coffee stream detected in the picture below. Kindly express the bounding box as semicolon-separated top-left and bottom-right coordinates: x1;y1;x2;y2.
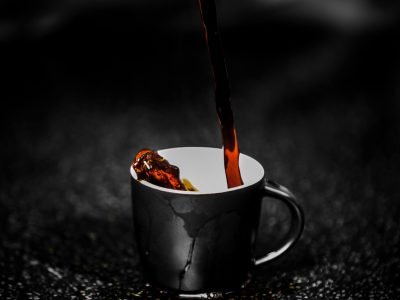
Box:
198;0;243;188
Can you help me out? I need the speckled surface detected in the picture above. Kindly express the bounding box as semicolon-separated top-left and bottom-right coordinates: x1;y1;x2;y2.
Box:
1;3;400;299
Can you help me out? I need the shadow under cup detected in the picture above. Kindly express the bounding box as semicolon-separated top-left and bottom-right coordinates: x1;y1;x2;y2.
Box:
130;147;304;294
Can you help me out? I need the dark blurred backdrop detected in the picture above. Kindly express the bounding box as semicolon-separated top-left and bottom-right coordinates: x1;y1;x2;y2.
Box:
1;0;400;298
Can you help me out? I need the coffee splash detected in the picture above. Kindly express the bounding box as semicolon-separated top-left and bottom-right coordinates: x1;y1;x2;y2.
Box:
132;149;197;191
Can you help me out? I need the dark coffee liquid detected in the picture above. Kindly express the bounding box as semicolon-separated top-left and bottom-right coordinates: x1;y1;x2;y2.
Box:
197;0;243;188
133;149;197;191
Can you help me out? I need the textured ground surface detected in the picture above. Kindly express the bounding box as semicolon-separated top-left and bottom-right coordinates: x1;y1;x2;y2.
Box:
1;3;400;299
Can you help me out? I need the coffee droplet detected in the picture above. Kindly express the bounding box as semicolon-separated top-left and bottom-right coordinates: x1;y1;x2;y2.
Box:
182;178;198;191
132;149;198;191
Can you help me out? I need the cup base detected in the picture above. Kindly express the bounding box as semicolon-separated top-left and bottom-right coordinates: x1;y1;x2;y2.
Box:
140;274;253;299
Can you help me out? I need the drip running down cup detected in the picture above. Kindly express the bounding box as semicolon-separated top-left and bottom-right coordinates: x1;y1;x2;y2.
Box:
130;147;304;296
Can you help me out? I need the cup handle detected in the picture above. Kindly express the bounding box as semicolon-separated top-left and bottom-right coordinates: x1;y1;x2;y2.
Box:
254;179;305;266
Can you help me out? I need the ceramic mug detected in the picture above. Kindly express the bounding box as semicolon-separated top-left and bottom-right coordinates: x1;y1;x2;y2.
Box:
130;147;304;296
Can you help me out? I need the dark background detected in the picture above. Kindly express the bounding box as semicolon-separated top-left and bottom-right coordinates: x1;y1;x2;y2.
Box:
1;0;400;298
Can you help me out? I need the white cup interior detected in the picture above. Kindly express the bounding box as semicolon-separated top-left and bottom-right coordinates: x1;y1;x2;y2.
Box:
130;147;265;194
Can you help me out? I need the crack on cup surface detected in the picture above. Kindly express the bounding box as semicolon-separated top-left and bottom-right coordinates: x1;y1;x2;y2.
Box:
165;198;238;291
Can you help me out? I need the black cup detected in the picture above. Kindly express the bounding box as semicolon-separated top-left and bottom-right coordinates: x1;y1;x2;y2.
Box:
130;147;304;296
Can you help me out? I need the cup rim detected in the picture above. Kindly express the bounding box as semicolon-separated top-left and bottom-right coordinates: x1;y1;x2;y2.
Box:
130;146;265;195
